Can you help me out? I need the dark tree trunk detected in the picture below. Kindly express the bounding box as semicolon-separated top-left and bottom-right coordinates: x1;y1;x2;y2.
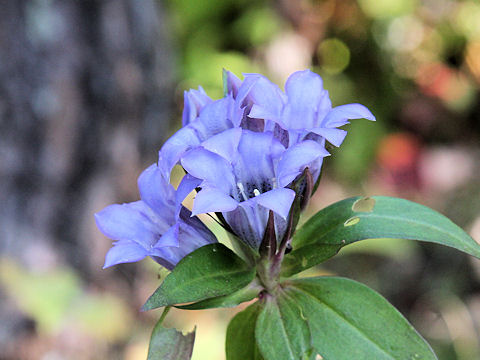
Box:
0;1;175;349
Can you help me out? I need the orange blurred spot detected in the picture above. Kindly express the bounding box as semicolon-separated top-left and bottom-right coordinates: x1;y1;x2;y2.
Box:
377;133;420;171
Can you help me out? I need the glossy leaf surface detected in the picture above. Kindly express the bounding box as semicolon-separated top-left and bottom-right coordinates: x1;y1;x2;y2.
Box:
251;277;437;360
283;196;480;275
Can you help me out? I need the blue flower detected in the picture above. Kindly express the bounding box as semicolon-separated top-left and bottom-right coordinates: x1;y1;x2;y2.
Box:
158;95;239;180
95;164;217;269
179;129;329;248
98;69;375;263
156;69;374;250
248;70;375;144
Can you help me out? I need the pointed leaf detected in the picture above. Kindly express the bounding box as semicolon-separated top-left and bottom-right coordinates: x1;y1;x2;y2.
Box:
143;244;255;310
255;293;315;360
286;196;480;275
285;277;437;360
226;303;264;360
176;280;261;310
281;243;343;277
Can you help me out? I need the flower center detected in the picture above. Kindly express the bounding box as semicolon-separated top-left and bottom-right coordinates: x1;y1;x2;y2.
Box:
235;180;275;202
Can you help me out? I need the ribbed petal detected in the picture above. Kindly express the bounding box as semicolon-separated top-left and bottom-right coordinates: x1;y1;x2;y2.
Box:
322;103;376;127
191;188;238;215
277;140;330;187
158;126;202;180
138;163;175;216
103;242;149;268
233;130;285;188
285;70;324;106
95;202;162;249
224;205;265;249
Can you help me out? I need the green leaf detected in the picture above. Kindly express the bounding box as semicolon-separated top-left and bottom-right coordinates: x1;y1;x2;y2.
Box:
285;277;437;360
281;243;343;277
147;315;195;360
176;279;261;310
226;303;264;360
255;293;315;360
143;244;255;310
285;196;480;275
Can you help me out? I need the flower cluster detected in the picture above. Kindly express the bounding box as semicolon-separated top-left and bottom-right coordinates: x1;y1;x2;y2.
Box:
95;70;375;269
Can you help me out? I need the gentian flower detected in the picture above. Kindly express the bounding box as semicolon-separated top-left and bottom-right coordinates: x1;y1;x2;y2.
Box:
244;69;376;181
247;70;375;145
97;69;375;268
156;69;374;252
158;95;238;180
179;129;329;249
95;163;217;270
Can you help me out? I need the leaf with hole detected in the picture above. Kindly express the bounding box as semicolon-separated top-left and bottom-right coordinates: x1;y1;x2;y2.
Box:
283;196;480;276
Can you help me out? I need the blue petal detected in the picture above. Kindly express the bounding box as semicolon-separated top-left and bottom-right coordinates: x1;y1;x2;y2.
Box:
182;86;212;126
285;70;325;110
191;187;238;215
236;74;285;116
233;130;285;187
153;223;179;249
224;70;242;97
159;97;235;179
322;103;376;127
248;104;282;124
201;127;242;160
138;163;175;215
176;174;201;211
103;241;149;268
181;148;235;193
309;128;348;147
254;188;296;219
276;140;330;187
158;126;202;180
95;202;163;248
178;206;218;244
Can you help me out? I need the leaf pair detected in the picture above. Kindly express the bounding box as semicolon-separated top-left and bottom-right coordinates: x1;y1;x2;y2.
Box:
228;276;437;360
145;196;480;359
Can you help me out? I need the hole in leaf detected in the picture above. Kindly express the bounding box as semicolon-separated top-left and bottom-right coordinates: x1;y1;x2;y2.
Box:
344;216;360;227
352;197;376;213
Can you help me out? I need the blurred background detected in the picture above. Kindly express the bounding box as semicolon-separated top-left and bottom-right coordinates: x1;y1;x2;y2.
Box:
0;0;479;359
